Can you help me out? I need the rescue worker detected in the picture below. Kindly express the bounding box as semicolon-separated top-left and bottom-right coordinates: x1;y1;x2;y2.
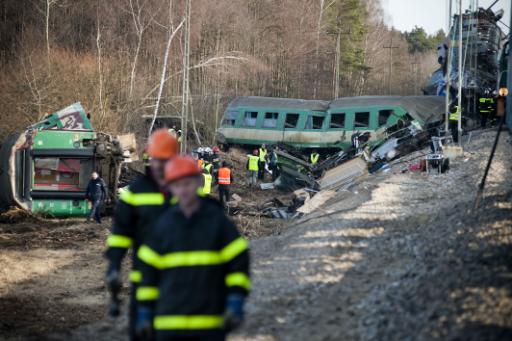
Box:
212;146;221;181
203;160;213;175
247;150;259;187
168;125;177;137
310;150;320;165
85;171;107;223
448;103;460;143
200;168;213;195
257;144;268;180
478;95;495;128
177;129;183;143
105;129;178;341
268;149;279;182
142;149;150;169
135;156;250;341
217;161;233;207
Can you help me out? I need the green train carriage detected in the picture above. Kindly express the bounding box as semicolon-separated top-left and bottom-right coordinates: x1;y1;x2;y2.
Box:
216;96;445;150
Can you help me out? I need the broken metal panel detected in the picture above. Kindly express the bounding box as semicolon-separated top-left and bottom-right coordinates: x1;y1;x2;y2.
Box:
275;149;317;189
30;102;93;131
296;190;336;214
319;157;368;191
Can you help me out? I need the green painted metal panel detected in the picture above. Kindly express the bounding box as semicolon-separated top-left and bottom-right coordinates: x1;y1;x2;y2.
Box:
32;102;94;131
32;130;96;150
32;199;90;217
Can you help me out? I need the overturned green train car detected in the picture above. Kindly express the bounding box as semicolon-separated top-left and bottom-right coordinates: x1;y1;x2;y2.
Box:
216;96;445;149
0;103;136;217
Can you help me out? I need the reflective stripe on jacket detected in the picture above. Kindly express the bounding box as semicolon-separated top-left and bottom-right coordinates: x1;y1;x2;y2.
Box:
218;167;231;185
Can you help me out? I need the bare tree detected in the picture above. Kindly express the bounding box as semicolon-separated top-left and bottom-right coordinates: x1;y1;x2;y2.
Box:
148;2;184;136
126;0;158;100
96;5;105;122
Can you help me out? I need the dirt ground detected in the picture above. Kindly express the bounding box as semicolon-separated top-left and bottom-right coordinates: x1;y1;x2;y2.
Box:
0;129;511;340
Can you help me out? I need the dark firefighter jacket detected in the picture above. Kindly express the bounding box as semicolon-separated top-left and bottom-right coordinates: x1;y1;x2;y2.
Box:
136;197;250;337
86;177;107;201
105;173;172;283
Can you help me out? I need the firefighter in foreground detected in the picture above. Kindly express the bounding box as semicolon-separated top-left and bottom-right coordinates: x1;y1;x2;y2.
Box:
105;129;178;340
135;156;250;341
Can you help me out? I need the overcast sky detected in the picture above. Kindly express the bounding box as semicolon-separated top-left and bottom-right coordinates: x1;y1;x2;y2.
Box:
384;0;511;35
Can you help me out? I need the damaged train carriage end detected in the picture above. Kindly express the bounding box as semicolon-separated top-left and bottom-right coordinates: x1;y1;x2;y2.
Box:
0;103;137;217
273;96;446;189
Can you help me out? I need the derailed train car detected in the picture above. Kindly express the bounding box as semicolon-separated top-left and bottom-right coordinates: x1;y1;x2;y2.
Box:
216;96;445;150
0;103;136;216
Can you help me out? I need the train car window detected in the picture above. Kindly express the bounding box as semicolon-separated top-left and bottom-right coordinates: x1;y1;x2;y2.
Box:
354;112;370;128
285;113;300;129
222;111;238;126
330;113;345;128
378;110;393;126
33;158;93;191
305;115;324;129
243;111;258;127
263;112;279;128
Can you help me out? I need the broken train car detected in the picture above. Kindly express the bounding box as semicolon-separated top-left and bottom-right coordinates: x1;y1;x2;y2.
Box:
216;95;445;151
0;103;136;216
270;96;446;188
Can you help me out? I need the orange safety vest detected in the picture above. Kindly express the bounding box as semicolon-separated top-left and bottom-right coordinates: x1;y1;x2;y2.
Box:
218;167;231;185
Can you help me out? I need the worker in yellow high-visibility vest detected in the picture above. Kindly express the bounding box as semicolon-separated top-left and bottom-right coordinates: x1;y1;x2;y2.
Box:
478;96;495;128
258;144;268;181
200;168;213;195
247;149;259;187
310;150;320;165
449;104;460;143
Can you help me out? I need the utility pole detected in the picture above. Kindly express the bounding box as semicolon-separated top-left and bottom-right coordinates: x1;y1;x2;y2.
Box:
333;29;351;99
445;0;453;133
180;0;191;153
457;0;463;146
411;59;420;95
383;35;399;95
334;32;341;99
507;0;512;131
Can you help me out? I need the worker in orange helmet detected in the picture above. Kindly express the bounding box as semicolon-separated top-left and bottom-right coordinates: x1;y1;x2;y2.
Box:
135;155;250;340
105;128;179;341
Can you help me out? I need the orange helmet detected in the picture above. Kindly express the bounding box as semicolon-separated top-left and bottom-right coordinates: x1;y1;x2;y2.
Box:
165;155;202;183
147;129;178;159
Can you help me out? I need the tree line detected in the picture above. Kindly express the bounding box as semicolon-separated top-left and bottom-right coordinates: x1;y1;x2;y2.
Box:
0;0;444;144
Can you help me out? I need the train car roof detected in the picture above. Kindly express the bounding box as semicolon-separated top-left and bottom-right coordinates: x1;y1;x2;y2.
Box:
330;96;445;123
227;96;329;111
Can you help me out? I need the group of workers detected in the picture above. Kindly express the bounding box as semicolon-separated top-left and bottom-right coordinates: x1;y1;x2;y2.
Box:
448;94;498;143
245;144;279;186
246;144;321;187
194;146;234;207
105;129;250;341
